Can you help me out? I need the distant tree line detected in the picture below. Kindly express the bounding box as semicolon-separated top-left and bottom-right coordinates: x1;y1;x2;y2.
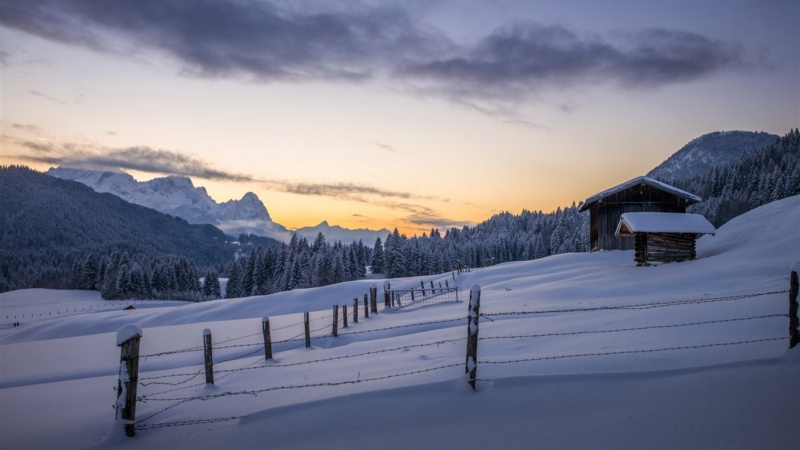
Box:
369;203;589;278
224;234;370;298
70;252;221;301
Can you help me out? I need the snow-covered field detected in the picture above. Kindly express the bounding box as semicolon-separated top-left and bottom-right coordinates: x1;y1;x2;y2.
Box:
1;196;799;449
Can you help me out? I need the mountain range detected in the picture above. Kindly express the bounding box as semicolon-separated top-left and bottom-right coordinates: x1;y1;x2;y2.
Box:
46;167;296;243
294;221;390;246
47;167;390;245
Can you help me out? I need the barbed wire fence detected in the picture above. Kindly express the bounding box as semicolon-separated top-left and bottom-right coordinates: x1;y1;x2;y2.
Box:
112;281;468;436
463;269;799;388
112;269;800;436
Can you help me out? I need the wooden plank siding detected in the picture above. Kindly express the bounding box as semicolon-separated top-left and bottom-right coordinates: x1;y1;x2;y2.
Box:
587;184;690;251
634;232;697;266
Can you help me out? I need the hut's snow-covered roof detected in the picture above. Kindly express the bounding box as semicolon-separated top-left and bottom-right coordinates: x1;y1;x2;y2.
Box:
579;176;702;211
615;212;716;236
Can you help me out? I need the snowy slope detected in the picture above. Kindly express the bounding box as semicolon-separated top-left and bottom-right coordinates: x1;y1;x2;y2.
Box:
0;196;798;449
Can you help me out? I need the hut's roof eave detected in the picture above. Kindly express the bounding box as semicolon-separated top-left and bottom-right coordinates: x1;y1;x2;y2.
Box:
615;212;716;236
578;176;702;212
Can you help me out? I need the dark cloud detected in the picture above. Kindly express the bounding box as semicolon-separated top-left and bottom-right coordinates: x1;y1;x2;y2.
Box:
399;24;747;101
7;138;443;204
0;0;444;82
405;209;473;230
0;2;751;107
11;123;43;133
12;140;254;181
371;142;403;154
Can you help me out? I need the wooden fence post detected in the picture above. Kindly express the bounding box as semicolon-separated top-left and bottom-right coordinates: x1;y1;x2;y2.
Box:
203;329;214;385
790;268;799;348
262;317;272;360
353;298;359;323
116;325;142;437
385;290;390;308
370;286;378;313
364;294;369;319
421;280;426;296
446;279;449;288
465;285;481;390
332;305;339;337
304;312;311;348
411;289;415;302
343;305;348;328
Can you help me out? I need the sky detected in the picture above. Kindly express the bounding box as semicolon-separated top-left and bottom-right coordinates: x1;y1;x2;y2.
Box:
1;0;798;235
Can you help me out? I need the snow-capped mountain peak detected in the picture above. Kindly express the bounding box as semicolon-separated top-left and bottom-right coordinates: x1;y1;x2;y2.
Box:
47;167;290;241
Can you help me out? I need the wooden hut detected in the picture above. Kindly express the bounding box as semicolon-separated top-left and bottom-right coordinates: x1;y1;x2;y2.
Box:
578;176;702;251
615;212;716;266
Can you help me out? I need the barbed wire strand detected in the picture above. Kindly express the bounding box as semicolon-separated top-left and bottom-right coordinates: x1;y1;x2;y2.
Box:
481;290;788;318
479;314;787;341
134;362;461;426
140;338;465;396
480;337;787;366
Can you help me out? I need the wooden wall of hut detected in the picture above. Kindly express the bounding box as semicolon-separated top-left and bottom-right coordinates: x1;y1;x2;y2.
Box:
634;232;697;266
589;184;689;251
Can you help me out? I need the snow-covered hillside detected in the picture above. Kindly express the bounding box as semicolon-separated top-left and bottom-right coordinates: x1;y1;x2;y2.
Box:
1;196;798;449
647;130;777;183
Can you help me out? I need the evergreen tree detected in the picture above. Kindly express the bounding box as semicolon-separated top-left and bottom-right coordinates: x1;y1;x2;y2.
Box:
225;260;242;298
203;271;221;300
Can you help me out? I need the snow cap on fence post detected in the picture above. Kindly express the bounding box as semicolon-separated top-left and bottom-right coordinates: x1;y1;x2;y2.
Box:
116;324;142;346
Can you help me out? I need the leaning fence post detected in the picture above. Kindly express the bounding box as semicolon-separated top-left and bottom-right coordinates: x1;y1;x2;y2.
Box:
421;280;426;296
790;267;799;348
465;285;481;390
262;317;272;360
304;312;311;348
353;298;359;323
332;305;339;337
116;324;142;437
343;305;348;328
364;294;369;319
203;329;214;385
